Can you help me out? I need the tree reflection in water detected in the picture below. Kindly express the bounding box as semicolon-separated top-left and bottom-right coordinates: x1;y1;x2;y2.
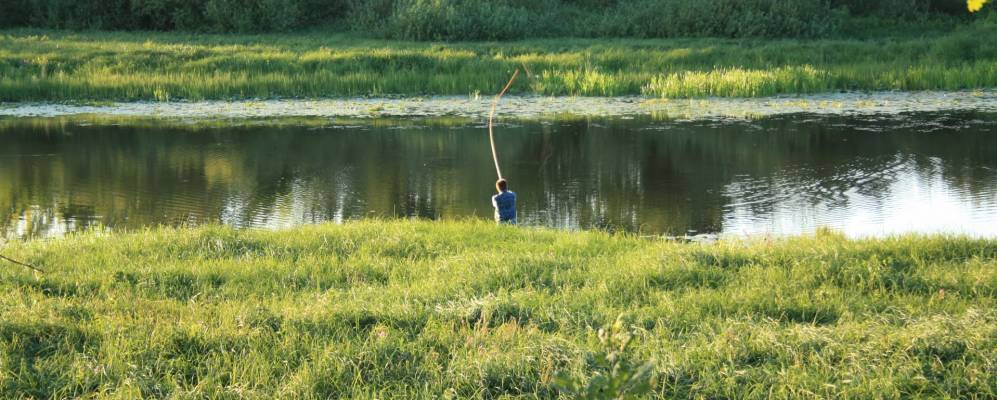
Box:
1;112;995;239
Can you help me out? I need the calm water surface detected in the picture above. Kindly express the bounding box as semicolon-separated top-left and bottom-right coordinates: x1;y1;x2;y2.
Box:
2;112;996;238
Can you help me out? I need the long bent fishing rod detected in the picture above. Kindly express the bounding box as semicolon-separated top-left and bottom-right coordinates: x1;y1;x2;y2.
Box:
487;64;530;180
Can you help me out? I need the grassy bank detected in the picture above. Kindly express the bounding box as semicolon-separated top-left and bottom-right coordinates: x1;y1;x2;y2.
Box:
1;220;995;398
1;25;996;101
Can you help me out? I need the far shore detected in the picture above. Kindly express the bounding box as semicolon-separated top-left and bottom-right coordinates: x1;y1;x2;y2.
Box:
2;28;996;102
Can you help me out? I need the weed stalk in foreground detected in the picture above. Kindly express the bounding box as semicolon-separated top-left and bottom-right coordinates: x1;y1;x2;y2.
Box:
555;318;655;399
0;252;44;273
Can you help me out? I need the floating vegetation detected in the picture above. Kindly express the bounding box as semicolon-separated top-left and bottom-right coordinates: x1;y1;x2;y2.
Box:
2;90;995;124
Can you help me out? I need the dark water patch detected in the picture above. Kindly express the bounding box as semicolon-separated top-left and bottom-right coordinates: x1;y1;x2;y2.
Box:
1;111;996;238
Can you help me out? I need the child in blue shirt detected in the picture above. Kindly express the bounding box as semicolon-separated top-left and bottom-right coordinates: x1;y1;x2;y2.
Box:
492;178;517;224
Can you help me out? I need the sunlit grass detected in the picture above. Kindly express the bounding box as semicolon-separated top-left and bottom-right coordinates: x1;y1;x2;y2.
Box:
1;25;995;101
1;220;994;398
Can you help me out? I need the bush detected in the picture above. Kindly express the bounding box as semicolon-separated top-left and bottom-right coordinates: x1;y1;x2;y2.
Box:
833;0;973;19
383;0;538;40
591;0;843;38
352;0;843;40
200;0;301;32
1;0;348;31
0;0;30;28
130;0;208;31
297;0;351;27
18;0;134;30
929;22;997;62
348;0;583;40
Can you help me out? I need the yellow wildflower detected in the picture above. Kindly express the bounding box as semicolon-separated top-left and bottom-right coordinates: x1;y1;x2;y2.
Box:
968;0;989;12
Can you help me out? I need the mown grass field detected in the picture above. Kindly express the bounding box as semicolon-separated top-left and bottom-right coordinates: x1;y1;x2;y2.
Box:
1;23;996;102
1;220;994;398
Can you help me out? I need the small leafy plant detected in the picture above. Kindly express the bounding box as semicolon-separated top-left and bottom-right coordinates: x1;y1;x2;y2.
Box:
555;318;655;399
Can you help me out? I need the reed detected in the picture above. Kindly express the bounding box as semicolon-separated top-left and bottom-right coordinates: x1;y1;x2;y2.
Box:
0;220;994;398
0;24;994;102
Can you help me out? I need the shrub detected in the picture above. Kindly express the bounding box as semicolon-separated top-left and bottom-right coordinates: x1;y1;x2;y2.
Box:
833;0;974;19
385;0;538;40
200;0;302;32
351;0;843;40
3;0;348;32
20;0;134;30
0;0;30;28
130;0;207;31
592;0;843;38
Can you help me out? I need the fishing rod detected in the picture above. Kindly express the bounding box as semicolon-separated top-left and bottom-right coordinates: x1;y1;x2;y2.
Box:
487;64;531;180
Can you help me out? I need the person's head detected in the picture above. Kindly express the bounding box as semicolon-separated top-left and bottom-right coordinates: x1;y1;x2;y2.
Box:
496;178;508;193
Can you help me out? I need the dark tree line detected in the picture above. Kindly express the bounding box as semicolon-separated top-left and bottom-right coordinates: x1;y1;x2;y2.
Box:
0;0;989;39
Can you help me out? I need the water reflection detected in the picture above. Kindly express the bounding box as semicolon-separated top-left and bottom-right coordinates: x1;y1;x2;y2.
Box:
1;112;995;238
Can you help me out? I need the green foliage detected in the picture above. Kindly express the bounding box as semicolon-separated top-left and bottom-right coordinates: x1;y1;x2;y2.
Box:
351;0;924;40
0;0;32;29
201;0;301;32
555;318;654;399
0;0;990;38
1;0;349;32
831;0;968;20
0;26;995;101
358;0;844;40
21;0;134;30
129;0;207;31
0;220;995;398
580;0;843;39
382;0;540;41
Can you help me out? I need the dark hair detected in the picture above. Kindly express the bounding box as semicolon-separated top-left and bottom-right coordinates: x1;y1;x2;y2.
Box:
496;178;508;192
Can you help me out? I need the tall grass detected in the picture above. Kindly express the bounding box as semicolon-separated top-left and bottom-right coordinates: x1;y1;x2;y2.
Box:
0;220;994;398
1;24;995;101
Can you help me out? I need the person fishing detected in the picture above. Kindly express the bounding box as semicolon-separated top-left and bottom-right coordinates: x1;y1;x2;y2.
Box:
487;65;529;225
492;178;517;224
